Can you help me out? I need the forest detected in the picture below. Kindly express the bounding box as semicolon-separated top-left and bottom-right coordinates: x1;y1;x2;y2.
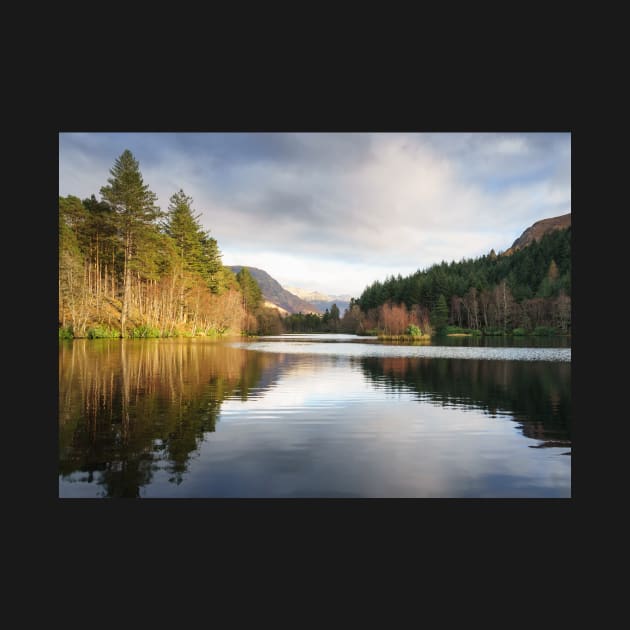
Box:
345;225;571;336
59;150;283;338
60;149;571;339
281;223;571;337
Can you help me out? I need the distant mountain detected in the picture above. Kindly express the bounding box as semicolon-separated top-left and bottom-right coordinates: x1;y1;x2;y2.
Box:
285;287;352;314
228;266;320;315
504;213;571;255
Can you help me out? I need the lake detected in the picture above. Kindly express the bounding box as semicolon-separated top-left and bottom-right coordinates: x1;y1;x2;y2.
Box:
59;334;571;498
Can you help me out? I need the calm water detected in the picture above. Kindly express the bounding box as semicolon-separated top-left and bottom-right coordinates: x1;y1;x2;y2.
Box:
59;335;571;498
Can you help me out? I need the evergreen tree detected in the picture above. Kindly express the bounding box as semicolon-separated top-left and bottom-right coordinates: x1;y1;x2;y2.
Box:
100;150;160;334
163;189;225;292
163;189;206;274
199;234;224;292
59;196;87;254
236;267;262;313
431;294;449;335
357;226;571;331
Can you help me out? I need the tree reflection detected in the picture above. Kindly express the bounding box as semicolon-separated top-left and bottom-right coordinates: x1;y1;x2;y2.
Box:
59;339;281;497
358;356;571;445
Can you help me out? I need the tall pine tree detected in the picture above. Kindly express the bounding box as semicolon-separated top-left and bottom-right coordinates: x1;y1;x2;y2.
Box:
162;189;223;291
163;190;205;274
100;150;160;333
431;294;449;335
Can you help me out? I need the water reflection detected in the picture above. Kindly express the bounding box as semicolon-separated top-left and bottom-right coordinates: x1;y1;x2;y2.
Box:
358;356;571;446
59;339;285;497
59;338;571;498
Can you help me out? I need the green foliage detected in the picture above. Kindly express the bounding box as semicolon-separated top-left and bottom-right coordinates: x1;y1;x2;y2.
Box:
358;228;570;310
356;226;571;333
59;196;86;257
283;308;353;334
215;266;240;294
236;267;263;312
532;326;557;336
200;327;222;337
430;294;449;335
87;325;119;339
163;189;224;291
59;150;244;340
58;327;74;339
100;150;161;227
129;325;161;338
512;328;528;336
483;327;505;336
406;324;422;337
284;312;324;333
99;150;162;333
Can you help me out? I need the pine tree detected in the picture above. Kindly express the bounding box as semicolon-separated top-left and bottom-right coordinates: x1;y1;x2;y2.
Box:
100;150;160;334
163;189;225;291
236;267;262;313
163;190;205;273
431;294;449;335
235;267;262;335
199;234;224;292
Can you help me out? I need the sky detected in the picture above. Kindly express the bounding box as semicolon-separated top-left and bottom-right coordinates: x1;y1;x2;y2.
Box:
59;132;570;297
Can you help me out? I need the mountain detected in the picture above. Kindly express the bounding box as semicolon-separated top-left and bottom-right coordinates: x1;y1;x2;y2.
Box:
263;300;290;316
285;287;352;314
228;266;320;315
504;213;571;255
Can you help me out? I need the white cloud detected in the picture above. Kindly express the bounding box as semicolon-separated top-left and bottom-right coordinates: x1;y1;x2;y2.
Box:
59;132;570;296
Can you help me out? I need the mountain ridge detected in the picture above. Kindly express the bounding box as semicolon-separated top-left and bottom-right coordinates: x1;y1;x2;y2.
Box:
227;266;320;315
285;287;352;314
504;213;571;255
285;287;352;302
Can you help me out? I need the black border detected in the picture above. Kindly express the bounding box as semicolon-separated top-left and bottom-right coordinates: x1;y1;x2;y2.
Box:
41;90;584;564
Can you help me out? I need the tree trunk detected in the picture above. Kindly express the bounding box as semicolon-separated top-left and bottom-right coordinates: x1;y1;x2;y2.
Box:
121;231;131;336
95;231;100;312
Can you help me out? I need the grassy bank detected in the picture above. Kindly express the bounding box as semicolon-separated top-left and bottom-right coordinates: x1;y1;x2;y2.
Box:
377;334;431;342
59;324;240;340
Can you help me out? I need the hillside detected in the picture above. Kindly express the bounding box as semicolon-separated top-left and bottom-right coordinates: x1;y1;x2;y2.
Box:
504;213;571;255
285;287;352;314
227;266;320;315
355;218;571;334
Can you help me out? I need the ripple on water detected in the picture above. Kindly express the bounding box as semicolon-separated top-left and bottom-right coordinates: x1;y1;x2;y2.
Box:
229;341;571;362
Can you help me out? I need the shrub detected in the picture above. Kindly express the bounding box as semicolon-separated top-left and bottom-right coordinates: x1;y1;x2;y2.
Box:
406;324;422;337
483;327;505;336
58;326;74;339
87;325;119;339
204;327;224;337
532;326;557;336
129;325;161;338
512;328;527;336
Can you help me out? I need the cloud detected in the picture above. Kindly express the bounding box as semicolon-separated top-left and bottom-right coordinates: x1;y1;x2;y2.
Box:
59;132;570;295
